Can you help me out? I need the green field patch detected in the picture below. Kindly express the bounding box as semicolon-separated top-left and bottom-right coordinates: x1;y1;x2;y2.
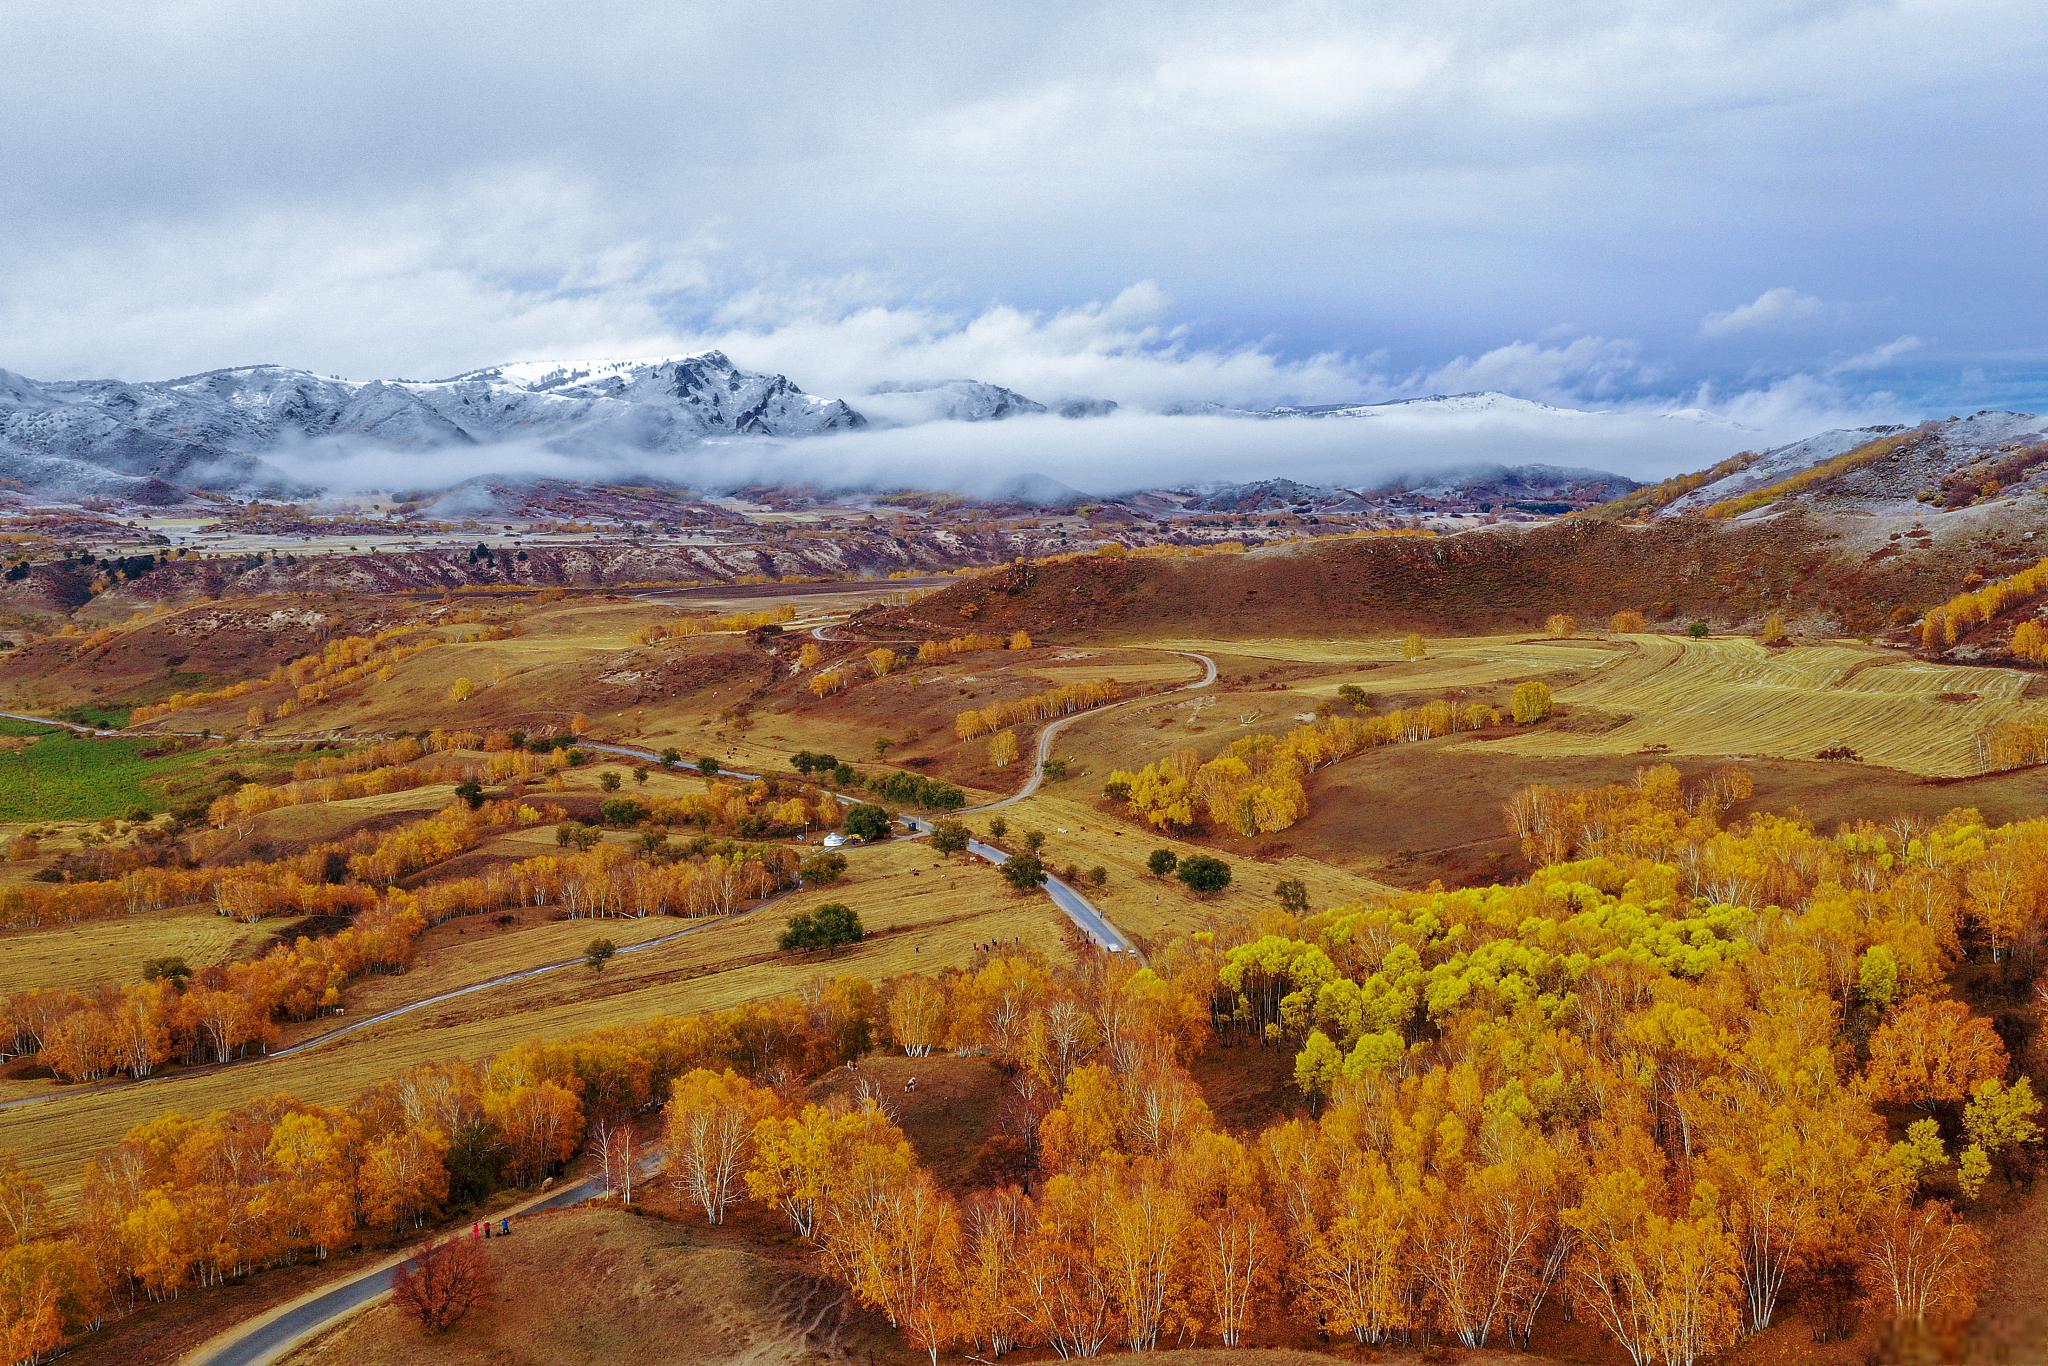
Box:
0;731;220;820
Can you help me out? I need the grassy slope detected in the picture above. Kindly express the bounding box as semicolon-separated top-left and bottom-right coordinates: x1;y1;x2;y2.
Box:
1484;634;2048;776
0;908;271;997
282;1206;892;1366
877;511;2045;641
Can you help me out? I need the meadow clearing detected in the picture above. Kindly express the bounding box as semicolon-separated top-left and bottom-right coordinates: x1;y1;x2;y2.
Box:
0;720;221;821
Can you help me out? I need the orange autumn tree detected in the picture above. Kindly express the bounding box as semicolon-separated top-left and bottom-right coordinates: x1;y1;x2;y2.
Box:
805;1105;964;1365
1566;1151;1740;1366
392;1236;496;1334
1861;1198;1990;1350
1865;997;2009;1108
1179;1131;1276;1348
987;729;1020;769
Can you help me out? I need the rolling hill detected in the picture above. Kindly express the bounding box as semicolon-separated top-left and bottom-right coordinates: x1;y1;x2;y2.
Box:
873;501;2037;644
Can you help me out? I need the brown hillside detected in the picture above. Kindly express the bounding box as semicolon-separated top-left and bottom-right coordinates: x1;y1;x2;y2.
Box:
871;512;2036;640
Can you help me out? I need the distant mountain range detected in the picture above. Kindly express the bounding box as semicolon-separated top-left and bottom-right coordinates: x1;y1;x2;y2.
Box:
0;348;1982;510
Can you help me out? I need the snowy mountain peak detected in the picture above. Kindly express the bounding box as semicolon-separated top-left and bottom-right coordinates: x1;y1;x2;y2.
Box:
0;352;869;497
863;379;1047;424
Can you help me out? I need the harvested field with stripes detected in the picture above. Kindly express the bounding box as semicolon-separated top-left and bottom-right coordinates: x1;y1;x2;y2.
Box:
1488;634;2048;776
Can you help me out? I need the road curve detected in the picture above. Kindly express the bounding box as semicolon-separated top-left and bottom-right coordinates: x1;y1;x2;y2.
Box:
184;1152;662;1366
966;650;1216;813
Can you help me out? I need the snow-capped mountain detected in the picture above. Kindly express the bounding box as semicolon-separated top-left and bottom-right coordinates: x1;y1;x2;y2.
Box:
0;357;1752;505
861;380;1049;424
1168;464;1641;514
1274;392;1597;420
0;353;866;497
858;380;1119;425
435;352;864;435
1654;410;2048;518
1390;462;1641;501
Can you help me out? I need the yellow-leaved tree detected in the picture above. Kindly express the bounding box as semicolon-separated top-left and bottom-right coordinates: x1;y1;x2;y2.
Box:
1510;680;1553;724
988;729;1020;769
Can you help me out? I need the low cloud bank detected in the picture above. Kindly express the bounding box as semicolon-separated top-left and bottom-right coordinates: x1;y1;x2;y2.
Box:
245;397;1901;502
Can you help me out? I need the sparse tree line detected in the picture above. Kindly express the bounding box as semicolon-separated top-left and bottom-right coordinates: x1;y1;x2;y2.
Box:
208;725;601;822
1701;429;1921;520
1106;689;1519;837
631;604;797;644
1920;552;2048;656
954;680;1123;742
611;777;844;837
914;630;1033;663
1;796;537;932
419;837;797;924
132;623;445;726
129;610;523;728
803;633;1040;704
207;747;570;823
2;802;799;1086
1983;718;2048;771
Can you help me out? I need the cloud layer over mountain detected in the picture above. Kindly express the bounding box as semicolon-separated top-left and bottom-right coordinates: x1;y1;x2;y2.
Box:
0;353;1829;502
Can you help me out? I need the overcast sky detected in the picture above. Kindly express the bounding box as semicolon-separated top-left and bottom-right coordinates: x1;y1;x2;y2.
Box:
4;1;2043;463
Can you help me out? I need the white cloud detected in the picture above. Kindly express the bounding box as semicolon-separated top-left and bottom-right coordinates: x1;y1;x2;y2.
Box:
1699;287;1828;338
254;405;1766;502
1829;334;1923;373
1681;372;1906;437
1417;337;1664;403
686;282;1380;410
0;170;713;382
0;1;2039;430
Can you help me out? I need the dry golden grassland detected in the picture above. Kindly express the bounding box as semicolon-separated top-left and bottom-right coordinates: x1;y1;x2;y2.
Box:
1039;634;1607;774
0;909;270;998
1136;631;2048;778
1156;632;1621;680
1486;634;2048;776
281;1205;901;1366
6;838;1065;1210
602;642;1181;787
